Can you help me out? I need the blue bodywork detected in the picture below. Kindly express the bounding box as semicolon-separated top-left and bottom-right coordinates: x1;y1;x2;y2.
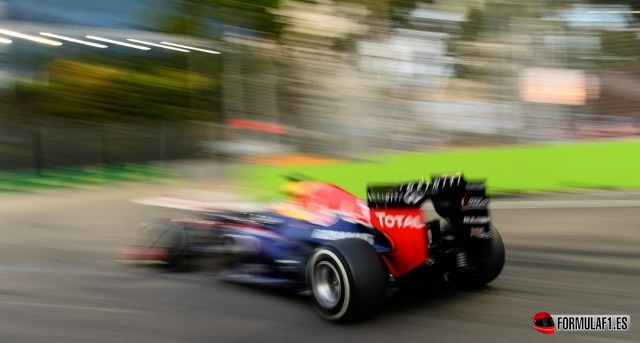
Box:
171;211;395;287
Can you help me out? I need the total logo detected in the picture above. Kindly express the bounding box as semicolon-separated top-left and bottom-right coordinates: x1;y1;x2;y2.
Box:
373;212;423;229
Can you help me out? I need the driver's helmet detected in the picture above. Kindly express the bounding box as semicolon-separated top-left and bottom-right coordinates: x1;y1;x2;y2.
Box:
275;180;313;220
281;180;305;201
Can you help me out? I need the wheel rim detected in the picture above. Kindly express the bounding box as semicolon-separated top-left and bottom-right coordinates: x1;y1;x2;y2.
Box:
314;260;342;309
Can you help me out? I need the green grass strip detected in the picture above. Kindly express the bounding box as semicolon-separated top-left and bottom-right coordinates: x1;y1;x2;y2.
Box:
231;139;640;200
0;164;183;193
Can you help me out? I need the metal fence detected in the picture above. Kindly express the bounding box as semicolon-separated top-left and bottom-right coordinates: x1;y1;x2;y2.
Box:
0;120;209;173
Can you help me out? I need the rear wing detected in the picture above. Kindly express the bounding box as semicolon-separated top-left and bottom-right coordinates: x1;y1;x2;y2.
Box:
366;175;472;208
367;175;491;238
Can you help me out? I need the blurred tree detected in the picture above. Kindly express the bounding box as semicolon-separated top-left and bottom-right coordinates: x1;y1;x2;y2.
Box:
16;59;218;123
143;0;284;39
596;30;640;68
459;7;484;41
601;31;640;57
142;0;434;41
348;0;427;28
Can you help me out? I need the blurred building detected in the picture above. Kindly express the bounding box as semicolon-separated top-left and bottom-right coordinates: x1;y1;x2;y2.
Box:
219;1;640;157
2;0;640;169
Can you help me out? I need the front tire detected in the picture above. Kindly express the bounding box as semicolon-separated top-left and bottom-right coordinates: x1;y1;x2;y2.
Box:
307;239;387;322
140;219;188;271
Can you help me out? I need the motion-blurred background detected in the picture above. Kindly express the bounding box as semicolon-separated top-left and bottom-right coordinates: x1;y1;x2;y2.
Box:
0;0;639;178
1;3;639;341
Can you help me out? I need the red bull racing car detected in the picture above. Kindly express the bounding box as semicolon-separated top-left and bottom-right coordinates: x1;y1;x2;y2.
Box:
118;174;505;322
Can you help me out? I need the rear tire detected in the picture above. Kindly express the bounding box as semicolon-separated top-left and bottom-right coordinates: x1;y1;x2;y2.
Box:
448;226;505;289
307;239;387;322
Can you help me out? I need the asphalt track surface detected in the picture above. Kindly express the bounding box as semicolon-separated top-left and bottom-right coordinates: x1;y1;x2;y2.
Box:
0;181;638;343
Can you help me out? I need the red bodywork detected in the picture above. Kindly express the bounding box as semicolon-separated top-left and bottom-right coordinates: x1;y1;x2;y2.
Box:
369;207;428;277
287;181;429;277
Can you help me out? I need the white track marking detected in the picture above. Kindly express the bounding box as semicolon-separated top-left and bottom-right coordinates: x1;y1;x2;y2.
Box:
0;300;148;314
487;199;640;210
130;196;271;212
424;199;640;210
0;265;128;277
132;194;640;212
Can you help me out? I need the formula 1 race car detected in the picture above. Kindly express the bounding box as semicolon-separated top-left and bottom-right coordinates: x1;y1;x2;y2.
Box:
118;174;505;322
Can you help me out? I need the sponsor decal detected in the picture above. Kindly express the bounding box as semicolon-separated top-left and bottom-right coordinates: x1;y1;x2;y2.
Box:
402;179;429;205
431;175;463;190
375;211;424;229
532;312;630;334
470;226;492;239
367;190;404;205
373;212;423;229
310;229;375;244
465;182;486;192
305;198;371;228
463;216;491;225
403;189;426;205
461;196;489;208
367;179;430;205
338;201;372;226
368;176;468;207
